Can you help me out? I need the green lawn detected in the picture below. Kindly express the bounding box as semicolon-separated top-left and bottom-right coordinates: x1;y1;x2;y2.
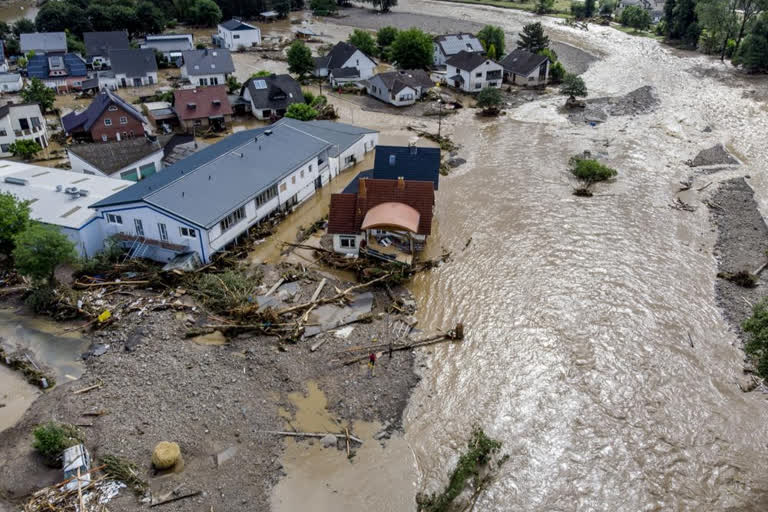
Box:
610;24;664;40
435;0;572;16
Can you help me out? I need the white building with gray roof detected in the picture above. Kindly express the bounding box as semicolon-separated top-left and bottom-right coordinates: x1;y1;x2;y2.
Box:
180;48;235;87
433;33;484;67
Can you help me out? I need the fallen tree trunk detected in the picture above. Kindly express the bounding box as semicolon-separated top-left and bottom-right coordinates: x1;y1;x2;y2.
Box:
342;332;463;366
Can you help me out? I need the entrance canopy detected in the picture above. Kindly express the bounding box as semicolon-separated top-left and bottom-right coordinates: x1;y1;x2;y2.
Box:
361;202;420;233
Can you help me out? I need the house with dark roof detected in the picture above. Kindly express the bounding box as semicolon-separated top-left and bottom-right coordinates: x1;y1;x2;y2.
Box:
313;42;376;84
499;49;549;86
141;34;194;66
89;119;375;263
109;49;158;87
241;74;303;120
215;19;261;50
0;101;48;156
20;32;67;55
445;51;503;93
343;143;440;194
61;90;149;142
67;135;174;181
180;48;235;87
433;33;484;67
84;31;130;69
328;177;435;264
27;53;88;92
173;85;233;132
366;70;434;107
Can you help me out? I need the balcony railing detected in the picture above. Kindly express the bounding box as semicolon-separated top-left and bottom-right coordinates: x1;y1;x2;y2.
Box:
113;232;189;253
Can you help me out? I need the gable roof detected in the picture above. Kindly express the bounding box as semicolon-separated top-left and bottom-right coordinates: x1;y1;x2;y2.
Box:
499;49;548;76
142;34;194;53
242;74;303;111
68;135;173;175
328;179;435;235
173;85;233;121
27;53;87;79
61;90;147;133
0;102;41;120
371;70;434;95
109;48;158;77
446;51;495;72
20;32;67;53
373;145;441;189
220;19;259;31
84;31;130;58
90;123;334;228
315;41;374;70
273;117;378;157
434;33;484;56
182;48;235;76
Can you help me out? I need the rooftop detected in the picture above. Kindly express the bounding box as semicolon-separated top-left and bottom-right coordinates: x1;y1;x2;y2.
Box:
182;48;235;76
0;162;130;229
446;51;496;72
20;32;67;53
242;74;303;112
315;41;374;71
435;33;484;56
220;19;259;31
61;90;147;134
499;49;549;76
173;85;233;121
343;145;440;193
27;53;87;80
273;117;377;157
370;69;434;94
67;135;174;176
109;48;158;77
142;34;194;53
0;102;42;120
84;31;130;58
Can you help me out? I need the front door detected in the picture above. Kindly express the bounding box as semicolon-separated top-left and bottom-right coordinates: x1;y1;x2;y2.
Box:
133;78;142;87
314;175;322;190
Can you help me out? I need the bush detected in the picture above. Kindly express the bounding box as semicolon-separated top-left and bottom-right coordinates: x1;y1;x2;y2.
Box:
743;298;768;377
32;422;85;467
187;269;263;314
24;285;58;313
285;102;319;120
535;0;555;14
476;87;503;115
303;89;316;105
571;1;587;18
0;192;30;254
560;73;587;97
620;5;652;31
569;155;617;183
550;60;566;82
13;223;77;284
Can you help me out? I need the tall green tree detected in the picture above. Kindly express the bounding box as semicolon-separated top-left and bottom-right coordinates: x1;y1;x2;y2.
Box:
390;28;433;69
664;0;700;45
21;78;56;113
190;0;222;26
361;0;397;12
377;26;398;49
35;2;91;38
535;0;555;14
733;13;768;71
12;19;35;38
348;29;377;56
517;22;550;53
9;140;42;160
0;193;30;255
310;0;337;15
560;73;587;97
585;0;596;17
734;0;768;51
13;224;76;285
477;25;505;57
136;2;167;35
287;40;315;78
476;86;503;114
620;5;652;31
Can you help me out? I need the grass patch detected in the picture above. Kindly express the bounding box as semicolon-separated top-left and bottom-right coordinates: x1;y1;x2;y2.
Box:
101;454;148;494
32;422;85;467
186;268;263;314
743;299;768;377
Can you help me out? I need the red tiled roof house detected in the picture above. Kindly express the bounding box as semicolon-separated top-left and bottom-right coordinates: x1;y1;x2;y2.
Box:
172;85;233;132
327;177;434;265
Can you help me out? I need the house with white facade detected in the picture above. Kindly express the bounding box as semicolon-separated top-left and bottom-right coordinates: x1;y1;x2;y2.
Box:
366;70;434;107
499;49;549;86
67;135;173;181
241;74;303;120
214;19;261;50
89;120;378;263
141;34;194;67
313;42;376;83
109;49;158;88
0;162;130;258
180;49;235;87
445;51;503;93
0;73;23;93
0;102;48;156
433;33;484;67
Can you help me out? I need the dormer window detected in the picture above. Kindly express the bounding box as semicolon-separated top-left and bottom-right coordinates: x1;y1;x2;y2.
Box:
108;105;118;111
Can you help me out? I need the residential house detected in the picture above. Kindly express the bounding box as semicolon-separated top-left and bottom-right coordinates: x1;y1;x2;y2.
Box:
313;42;376;83
27;53;88;93
109;49;158;87
214;19;261;50
173;85;233;132
84;31;130;69
0;102;49;156
328;177;435;265
366;70;434;107
180;48;234;87
343;143;440;194
433;33;484;67
141;34;194;66
20;32;67;55
145;101;179;130
67;135;173;181
89;120;376;264
499;49;549;86
61;89;149;142
445;51;503;92
0;73;23;92
0;41;8;72
0;161;130;258
241;74;303;120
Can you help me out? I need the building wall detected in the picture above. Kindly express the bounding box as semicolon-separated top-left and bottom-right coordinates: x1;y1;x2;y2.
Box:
0;76;23;92
90;106;145;141
60;218;105;259
341;50;376;80
243;87;298;120
332;233;363;255
508;61;549;86
0;104;49;156
68;149;164;181
219;26;261;50
433;44;447;67
182;72;227;87
446;60;503;92
366;78;417;106
114;72;158;88
180;114;232;132
334;133;378;177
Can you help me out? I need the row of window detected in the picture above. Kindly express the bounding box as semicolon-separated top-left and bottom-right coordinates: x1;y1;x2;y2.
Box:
198;77;220;86
220;206;245;233
105;214;197;240
104;116;129;127
255;184;278;208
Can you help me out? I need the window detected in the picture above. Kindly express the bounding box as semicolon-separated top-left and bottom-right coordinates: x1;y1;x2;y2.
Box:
104;118;112;126
344;155;355;165
101;135;108;142
475;83;481;89
119;116;128;124
340;236;356;248
121;169;139;181
234;34;240;39
134;219;144;236
0;144;8;153
194;120;202;127
475;72;482;78
139;163;156;179
219;206;245;232
280;182;287;192
18;118;29;130
255;184;278;208
211;77;219;85
180;227;197;238
199;78;208;86
108;105;118;111
300;170;304;179
31;117;41;129
158;223;168;241
107;214;123;224
0;129;6;136
309;164;313;172
291;176;296;185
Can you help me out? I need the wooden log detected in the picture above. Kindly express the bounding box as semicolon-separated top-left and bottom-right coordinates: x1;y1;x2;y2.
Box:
73;381;102;395
261;430;363;444
264;278;285;297
150;490;202;507
311;278;327;302
342;335;458;365
310;338;327;352
345;427;351;458
277;274;390;316
73;280;150;289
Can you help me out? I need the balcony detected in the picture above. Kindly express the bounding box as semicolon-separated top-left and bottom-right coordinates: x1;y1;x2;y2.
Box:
113;233;189;253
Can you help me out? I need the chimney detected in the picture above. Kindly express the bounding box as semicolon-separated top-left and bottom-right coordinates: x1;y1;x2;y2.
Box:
388;154;396;166
397;176;405;190
359;178;367;198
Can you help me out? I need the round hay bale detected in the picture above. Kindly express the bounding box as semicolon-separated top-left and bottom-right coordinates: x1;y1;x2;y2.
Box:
151;441;181;469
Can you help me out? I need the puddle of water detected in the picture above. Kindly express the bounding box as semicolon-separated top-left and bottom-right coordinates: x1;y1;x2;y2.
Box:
272;381;418;512
0;364;40;432
0;0;37;23
190;330;228;346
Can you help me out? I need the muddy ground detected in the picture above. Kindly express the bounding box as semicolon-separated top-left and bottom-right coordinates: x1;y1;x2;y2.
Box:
0;263;420;511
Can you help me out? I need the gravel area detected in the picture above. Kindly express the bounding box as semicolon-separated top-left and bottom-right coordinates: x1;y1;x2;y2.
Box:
568;85;660;123
0;266;420;511
691;144;741;167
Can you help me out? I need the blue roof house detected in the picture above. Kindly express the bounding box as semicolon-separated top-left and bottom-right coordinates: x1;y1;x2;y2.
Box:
27;53;88;93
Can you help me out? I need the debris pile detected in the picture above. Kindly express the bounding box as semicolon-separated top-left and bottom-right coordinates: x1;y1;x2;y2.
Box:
569;86;659;124
688;143;740;167
22;467;125;512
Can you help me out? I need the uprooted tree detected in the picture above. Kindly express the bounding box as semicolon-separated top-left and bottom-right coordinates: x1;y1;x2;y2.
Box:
568;153;617;196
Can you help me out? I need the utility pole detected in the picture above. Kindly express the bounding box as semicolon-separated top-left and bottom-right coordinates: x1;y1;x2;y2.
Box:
437;99;443;139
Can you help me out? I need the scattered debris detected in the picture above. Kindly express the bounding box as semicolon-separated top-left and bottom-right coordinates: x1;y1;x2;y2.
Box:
689;144;740;167
0;346;55;388
568;86;659;124
717;270;758;288
263;430;363;444
151;441;181;470
670;198;696;212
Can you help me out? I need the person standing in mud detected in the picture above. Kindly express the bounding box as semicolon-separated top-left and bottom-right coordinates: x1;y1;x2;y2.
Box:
368;352;376;377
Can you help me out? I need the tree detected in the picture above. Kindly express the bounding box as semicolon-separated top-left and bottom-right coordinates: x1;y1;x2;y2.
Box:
733;13;768;72
21;78;56;113
599;0;616;16
535;0;555;14
285;103;319;120
560;73;587;97
477;25;505;57
5;38;20;57
190;0;222;26
251;70;272;78
568;154;617;196
66;33;85;56
12;18;35;38
35;2;91;38
361;0;397;12
476;87;503;115
226;74;242;93
585;0;596;17
517;22;550;53
348;29;377;57
275;0;291;17
734;0;768;52
311;0;338;15
0;21;9;40
743;297;768;377
9;140;42;160
13;223;76;284
620;5;652;31
571;1;587;18
0;192;30;255
696;0;740;60
377;26;398;50
390;28;433;69
136;2;167;35
539;48;565;82
663;0;699;45
287;40;315;78
487;43;497;59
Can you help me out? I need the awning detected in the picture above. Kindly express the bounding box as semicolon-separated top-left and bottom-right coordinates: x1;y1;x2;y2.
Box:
361;202;420;233
169;52;182;57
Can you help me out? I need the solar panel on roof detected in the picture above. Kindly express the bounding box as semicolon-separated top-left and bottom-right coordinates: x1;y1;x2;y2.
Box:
253;80;267;89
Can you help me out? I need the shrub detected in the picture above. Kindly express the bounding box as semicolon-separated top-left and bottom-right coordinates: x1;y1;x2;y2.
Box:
187;269;263;314
303;89;316;105
0;192;30;254
24;285;58;313
32;422;84;467
569;155;617;183
476;87;503;115
536;0;555;14
13;223;76;284
571;1;587;18
560;73;587;97
285;102;319;121
743;298;768;377
550;61;566;82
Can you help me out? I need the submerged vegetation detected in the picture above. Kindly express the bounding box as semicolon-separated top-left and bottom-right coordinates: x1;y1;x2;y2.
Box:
742;299;768;377
568;153;618;196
